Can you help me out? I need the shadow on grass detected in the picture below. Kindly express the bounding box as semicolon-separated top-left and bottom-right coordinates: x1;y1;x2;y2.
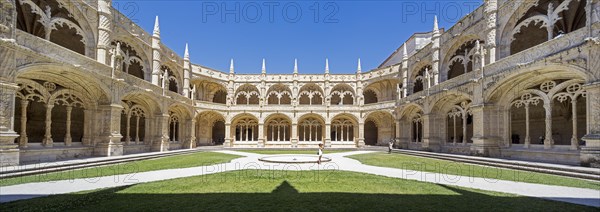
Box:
1;181;597;211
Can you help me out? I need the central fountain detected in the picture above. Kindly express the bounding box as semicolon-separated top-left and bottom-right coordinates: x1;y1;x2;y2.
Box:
258;154;332;164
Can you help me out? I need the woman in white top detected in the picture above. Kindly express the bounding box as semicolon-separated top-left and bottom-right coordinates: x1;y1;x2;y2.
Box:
317;143;324;164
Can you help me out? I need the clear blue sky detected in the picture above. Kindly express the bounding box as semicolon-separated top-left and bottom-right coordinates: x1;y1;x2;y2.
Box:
114;0;480;74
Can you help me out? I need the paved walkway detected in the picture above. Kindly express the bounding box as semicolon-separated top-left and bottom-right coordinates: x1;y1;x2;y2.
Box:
1;150;599;207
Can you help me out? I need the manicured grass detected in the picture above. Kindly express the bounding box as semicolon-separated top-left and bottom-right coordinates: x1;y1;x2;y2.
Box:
347;152;600;190
1;170;595;211
238;149;351;155
0;152;240;186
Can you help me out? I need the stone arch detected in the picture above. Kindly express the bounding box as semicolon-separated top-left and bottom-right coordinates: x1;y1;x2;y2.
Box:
364;79;400;103
485;64;590;103
111;40;147;80
192;80;227;103
398;103;424;144
17;64;112;105
264;113;292;142
440;34;483;81
112;34;152;80
161;65;180;94
330;83;355;105
446;39;484;80
13;78;96;147
119;100;149;145
231;113;259;142
235;84;260;105
364;110;395;146
499;0;587;57
363;89;378;104
298;113;326;143
330;113;358;142
195;111;226;145
411;65;432;94
16;0;93;56
487;66;589;149
121;91;163;115
299;83;324;105
167;102;193;120
266;83;292;105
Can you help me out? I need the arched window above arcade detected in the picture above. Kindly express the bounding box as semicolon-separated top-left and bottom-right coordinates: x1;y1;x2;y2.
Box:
16;0;88;55
510;0;586;55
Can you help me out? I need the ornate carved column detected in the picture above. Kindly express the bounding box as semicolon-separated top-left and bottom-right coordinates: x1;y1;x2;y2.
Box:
135;116;141;144
125;113;131;145
42;104;54;147
0;82;20;166
224;122;232;147
82;109;93;146
94;104;124;156
189;118;196;149
152;113;170;151
64;106;72;146
470;104;502;157
357;121;365;147
324;122;331;147
571;98;579;150
19;99;28;148
484;0;497;63
97;0;113;65
524;104;531;148
452;115;457;145
543;102;554;149
395;120;401;146
421;113;441;152
581;83;600;167
398;119;410;149
291;122;298;148
462;112;467;144
258;122;264;147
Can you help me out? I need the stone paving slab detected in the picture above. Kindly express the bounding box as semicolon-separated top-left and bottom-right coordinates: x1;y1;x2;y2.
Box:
0;150;598;208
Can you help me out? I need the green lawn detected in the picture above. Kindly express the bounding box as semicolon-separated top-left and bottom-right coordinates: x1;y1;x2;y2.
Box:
237;149;350;155
1;170;594;211
0;152;240;186
348;152;600;190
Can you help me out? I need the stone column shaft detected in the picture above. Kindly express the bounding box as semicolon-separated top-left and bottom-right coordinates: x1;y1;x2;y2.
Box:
42;104;54;147
64;106;72;146
19;100;28;148
543;102;554;149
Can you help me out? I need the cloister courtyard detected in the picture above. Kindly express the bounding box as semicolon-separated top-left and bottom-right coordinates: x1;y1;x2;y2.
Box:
1;149;599;211
1;0;600;210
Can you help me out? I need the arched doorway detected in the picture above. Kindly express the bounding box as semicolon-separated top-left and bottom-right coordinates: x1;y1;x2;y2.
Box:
212;121;226;145
364;120;378;145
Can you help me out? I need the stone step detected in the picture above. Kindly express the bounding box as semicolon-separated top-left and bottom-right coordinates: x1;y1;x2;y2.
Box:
391;149;600;181
0;149;203;179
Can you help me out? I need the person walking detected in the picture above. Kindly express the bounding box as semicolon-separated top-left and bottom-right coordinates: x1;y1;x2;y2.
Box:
388;139;394;153
317;143;324;164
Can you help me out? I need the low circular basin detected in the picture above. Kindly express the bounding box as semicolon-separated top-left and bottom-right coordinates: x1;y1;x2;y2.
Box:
258;154;332;164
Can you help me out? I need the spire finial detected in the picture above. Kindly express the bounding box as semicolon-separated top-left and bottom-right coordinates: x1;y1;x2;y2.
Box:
184;43;189;59
402;43;408;60
433;15;439;32
294;59;298;74
261;58;266;74
153;16;160;37
357;58;362;73
229;59;234;74
325;58;330;74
